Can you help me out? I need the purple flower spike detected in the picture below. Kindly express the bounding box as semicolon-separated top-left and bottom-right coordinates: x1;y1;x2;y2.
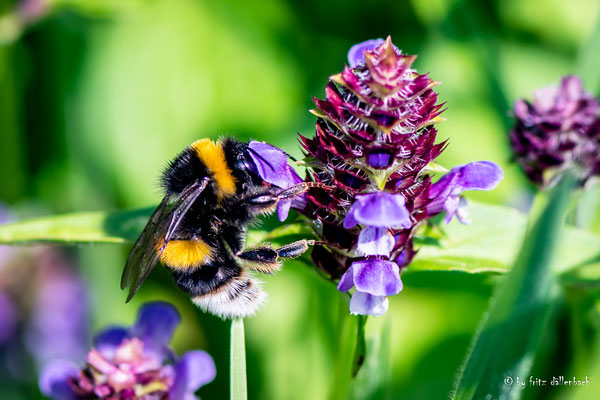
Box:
348;38;384;68
350;292;389;316
298;36;504;316
428;161;503;223
510;75;600;186
343;191;411;229
248;141;304;221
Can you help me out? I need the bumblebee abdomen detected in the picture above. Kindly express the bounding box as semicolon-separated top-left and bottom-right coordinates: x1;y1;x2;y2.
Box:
171;259;266;319
158;238;214;270
192;275;266;319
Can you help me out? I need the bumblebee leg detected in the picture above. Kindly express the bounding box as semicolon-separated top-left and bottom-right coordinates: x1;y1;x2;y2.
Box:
275;239;314;258
244;183;335;215
237;239;317;274
237;247;281;274
275;182;334;201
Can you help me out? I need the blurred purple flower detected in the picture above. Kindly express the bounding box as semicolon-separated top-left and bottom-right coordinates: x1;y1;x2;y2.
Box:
427;161;504;223
25;251;89;367
0;292;17;343
0;204;89;398
18;0;49;23
39;302;216;400
248;141;304;221
510;75;600;186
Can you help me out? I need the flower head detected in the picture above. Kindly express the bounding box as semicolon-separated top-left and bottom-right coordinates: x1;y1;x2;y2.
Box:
39;302;215;400
510;75;600;186
296;37;503;315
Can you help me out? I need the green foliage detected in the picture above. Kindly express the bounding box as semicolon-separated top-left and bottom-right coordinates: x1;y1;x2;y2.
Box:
411;202;600;279
2;202;598;284
453;175;574;400
2;0;600;399
0;208;152;244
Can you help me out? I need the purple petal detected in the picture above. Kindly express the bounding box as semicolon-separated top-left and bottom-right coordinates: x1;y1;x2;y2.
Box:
347;39;384;68
443;195;460;224
130;302;180;358
277;200;292;222
357;227;394;256
349;292;389;316
428;170;458;203
351;259;402;296
169;350;216;399
342;201;360;228
248;141;304;221
39;359;79;400
428;161;503;222
455;197;472;224
344;192;411;228
248;141;302;190
93;326;129;358
337;267;355;292
456;161;504;191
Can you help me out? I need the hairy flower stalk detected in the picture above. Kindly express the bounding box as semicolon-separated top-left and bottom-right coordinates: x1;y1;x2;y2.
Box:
296;37;503;315
510;75;600;187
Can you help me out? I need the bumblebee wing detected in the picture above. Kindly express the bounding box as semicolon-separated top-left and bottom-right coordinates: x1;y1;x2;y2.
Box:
121;178;209;302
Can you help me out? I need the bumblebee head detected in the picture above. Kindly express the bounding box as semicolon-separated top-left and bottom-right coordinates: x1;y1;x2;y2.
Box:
221;138;265;189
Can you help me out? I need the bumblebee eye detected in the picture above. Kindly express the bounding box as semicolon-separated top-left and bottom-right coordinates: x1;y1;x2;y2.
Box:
231;153;251;172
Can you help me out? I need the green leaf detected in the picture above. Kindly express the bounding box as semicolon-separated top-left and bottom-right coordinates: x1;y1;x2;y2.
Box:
0;208;153;245
230;318;247;400
452;174;575;400
0;202;598;283
0;208;310;246
409;201;600;277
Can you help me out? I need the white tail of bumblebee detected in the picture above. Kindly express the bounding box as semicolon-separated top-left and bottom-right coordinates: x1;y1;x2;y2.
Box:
192;274;267;319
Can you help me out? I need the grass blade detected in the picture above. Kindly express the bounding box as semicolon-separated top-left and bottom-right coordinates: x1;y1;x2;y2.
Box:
452;174;575;400
230;318;247;400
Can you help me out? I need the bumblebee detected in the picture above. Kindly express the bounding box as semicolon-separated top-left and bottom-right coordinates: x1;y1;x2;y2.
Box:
121;138;316;319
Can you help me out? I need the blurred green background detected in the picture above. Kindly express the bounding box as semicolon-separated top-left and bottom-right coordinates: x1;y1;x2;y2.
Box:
1;0;599;399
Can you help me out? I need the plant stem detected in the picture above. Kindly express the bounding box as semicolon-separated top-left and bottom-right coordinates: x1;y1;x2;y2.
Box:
230;318;247;400
329;294;358;400
350;314;390;400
